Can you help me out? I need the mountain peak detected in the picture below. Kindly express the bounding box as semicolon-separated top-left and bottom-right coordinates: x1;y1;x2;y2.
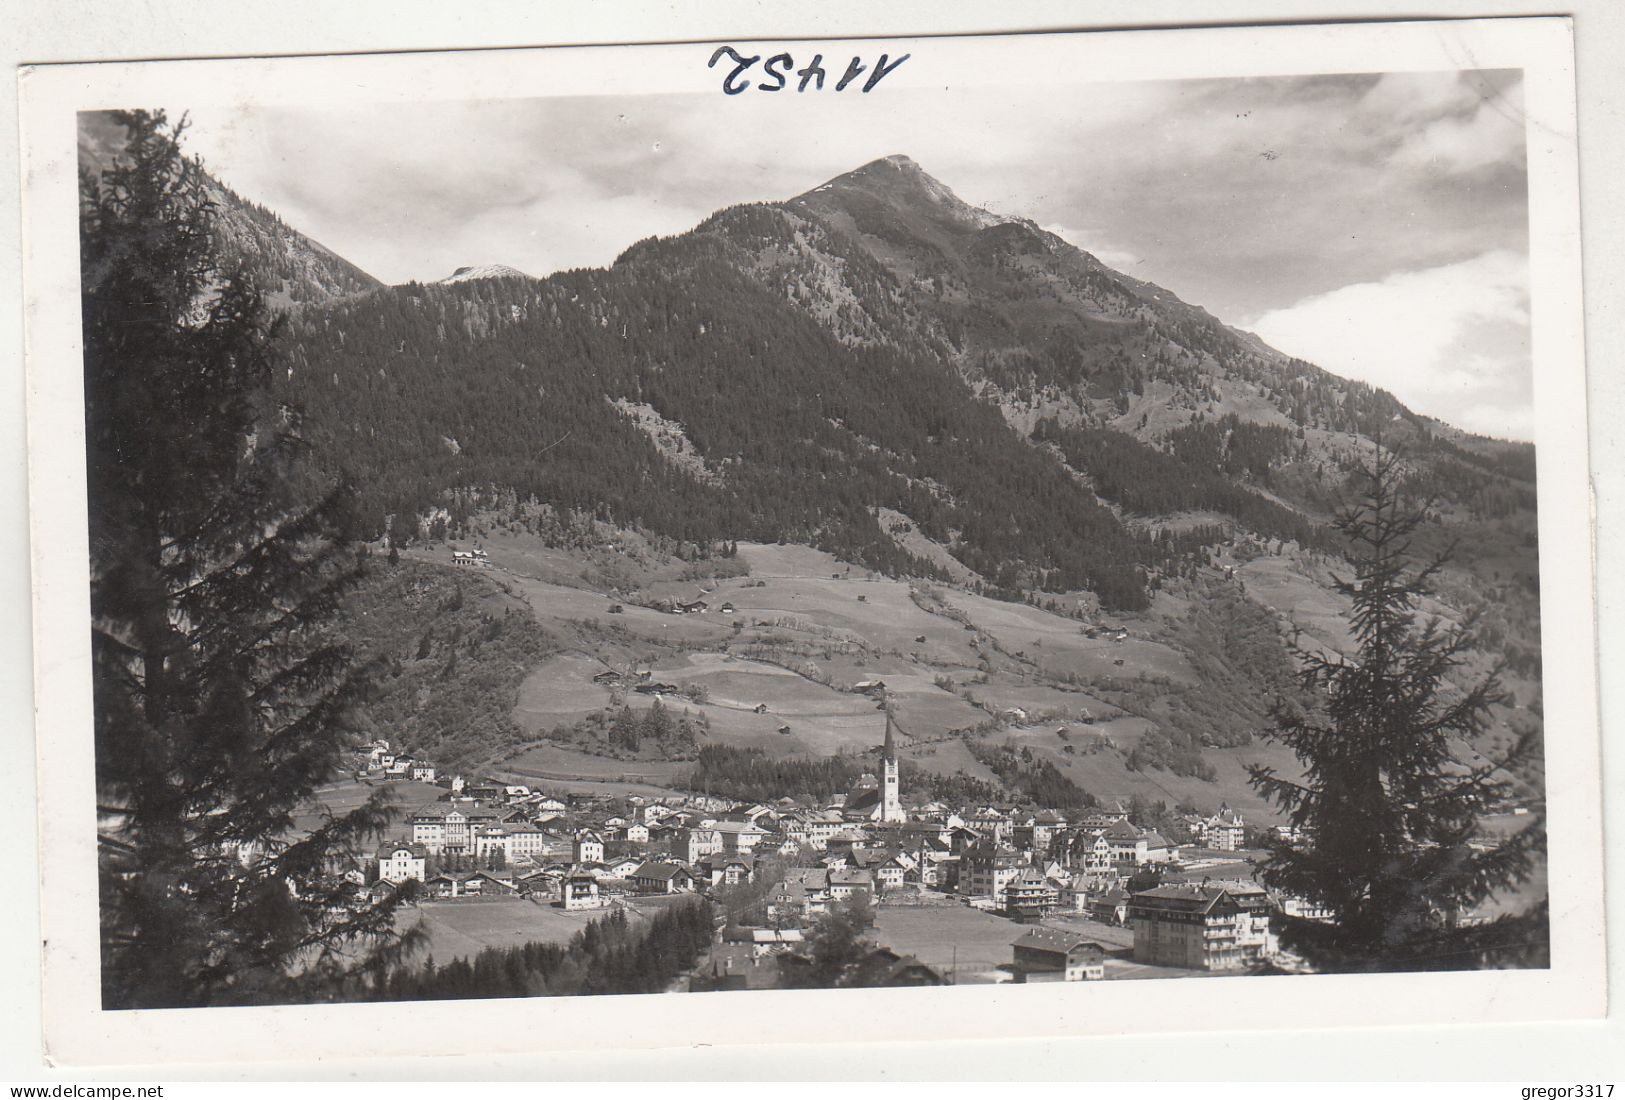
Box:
793;154;1005;232
818;153;936;191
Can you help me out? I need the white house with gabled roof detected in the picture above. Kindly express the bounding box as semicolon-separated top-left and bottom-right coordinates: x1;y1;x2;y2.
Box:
377;842;427;885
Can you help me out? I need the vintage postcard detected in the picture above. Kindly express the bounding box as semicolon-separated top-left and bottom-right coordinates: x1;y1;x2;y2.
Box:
18;17;1602;1066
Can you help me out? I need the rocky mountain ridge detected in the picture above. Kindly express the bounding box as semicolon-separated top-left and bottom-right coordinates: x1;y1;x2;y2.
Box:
78;111;384;309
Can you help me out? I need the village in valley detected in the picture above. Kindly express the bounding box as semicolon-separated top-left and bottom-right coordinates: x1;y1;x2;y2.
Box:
342;704;1294;990
281;522;1537;995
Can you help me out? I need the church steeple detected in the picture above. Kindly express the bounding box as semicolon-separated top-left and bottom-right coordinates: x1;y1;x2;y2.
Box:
879;699;904;823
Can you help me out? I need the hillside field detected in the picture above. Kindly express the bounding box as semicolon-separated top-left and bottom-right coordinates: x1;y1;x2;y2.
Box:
450;535;1322;817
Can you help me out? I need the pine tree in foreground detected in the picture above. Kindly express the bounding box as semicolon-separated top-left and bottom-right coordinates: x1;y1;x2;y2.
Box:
83;109;419;1008
1248;443;1547;972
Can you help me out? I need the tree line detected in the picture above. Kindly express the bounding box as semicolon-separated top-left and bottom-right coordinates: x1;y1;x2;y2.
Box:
543;699;709;761
965;740;1099;809
351;901;715;1001
683;744;1005;806
1032;416;1330;550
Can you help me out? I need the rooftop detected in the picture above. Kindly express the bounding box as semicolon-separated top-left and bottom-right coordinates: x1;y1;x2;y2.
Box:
1011;927;1103;953
1130;881;1269;912
377;842;428;859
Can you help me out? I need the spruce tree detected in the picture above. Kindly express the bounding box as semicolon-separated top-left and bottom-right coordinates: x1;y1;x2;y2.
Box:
83;110;418;1007
1248;443;1547;971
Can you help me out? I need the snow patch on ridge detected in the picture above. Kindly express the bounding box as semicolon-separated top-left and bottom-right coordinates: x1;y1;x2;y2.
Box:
441;264;533;283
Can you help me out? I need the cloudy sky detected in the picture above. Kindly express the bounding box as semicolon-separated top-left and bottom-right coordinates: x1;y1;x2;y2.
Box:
177;69;1532;439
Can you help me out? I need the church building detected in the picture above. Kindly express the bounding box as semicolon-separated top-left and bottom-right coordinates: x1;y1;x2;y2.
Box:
842;706;906;824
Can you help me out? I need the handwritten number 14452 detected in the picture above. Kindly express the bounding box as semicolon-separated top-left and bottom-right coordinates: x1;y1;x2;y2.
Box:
708;47;910;95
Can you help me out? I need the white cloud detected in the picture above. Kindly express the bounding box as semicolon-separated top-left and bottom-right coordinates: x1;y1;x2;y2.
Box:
1350;71;1528;175
1245;250;1532;440
1358;71;1481;124
1391;97;1526;174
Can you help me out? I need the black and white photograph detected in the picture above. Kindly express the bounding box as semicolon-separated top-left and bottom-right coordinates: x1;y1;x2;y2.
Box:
17;18;1604;1065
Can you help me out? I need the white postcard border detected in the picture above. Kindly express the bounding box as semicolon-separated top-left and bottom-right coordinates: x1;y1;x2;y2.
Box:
18;17;1602;1067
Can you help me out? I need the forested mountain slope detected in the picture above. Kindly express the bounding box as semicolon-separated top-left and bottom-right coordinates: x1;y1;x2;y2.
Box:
135;141;1539;786
273;154;1536;612
275;259;1159;607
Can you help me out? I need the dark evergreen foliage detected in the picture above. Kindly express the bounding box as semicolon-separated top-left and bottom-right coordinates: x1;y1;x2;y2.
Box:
1247;444;1547;971
1034;416;1328;549
274;210;1155;608
542;699;708;760
358;900;714;1000
965;739;1099;809
684;744;1000;805
83;110;415;1008
1122;724;1218;782
684;746;871;804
